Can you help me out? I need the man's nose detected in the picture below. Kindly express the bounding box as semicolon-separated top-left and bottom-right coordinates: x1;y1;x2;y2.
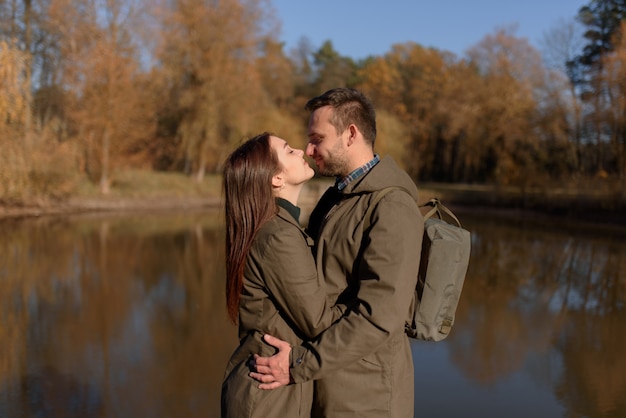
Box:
305;143;314;157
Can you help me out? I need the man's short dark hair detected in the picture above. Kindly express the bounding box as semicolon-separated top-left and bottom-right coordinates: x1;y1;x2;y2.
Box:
305;88;376;146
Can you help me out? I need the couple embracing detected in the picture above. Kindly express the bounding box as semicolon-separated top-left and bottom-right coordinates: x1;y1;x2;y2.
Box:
221;88;424;418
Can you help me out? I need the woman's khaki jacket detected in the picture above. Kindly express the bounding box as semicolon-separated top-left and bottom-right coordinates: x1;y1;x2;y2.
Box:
221;204;344;418
290;156;424;418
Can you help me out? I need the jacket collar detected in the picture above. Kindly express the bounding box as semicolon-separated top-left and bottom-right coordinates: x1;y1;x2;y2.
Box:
340;155;420;201
275;205;314;246
276;197;301;222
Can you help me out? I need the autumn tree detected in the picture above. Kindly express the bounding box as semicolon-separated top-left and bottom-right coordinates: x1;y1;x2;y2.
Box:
284;36;324;116
0;40;29;138
573;0;626;173
6;0;70;139
48;0;155;193
154;0;275;181
0;0;37;136
434;60;487;182
602;22;626;178
541;18;585;175
355;52;409;170
0;0;70;200
257;38;294;111
0;40;31;198
463;29;548;186
358;42;450;180
253;37;308;147
310;40;359;93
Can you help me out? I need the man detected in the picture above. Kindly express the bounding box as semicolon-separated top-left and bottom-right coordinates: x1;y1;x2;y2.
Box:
251;88;423;417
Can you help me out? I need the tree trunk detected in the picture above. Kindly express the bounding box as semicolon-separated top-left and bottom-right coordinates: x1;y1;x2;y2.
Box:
100;129;111;194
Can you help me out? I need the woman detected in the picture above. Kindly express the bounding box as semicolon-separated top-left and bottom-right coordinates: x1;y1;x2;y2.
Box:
220;133;345;418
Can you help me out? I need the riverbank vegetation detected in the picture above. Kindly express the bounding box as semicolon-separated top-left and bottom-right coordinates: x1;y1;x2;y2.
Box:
1;0;625;220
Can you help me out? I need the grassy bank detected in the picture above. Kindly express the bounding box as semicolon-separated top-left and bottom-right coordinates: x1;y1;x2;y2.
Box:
1;170;624;226
0;169;222;218
417;181;626;225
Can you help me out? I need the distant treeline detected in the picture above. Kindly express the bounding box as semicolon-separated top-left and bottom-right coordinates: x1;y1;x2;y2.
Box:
1;0;625;203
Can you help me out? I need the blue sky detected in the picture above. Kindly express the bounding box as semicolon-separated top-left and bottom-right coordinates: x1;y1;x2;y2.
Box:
270;0;589;59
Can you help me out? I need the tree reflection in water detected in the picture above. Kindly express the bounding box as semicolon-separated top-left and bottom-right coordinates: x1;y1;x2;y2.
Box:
442;212;626;417
0;210;624;417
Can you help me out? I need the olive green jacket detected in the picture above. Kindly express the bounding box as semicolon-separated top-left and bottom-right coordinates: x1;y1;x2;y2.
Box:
239;205;344;344
291;156;424;418
221;205;345;418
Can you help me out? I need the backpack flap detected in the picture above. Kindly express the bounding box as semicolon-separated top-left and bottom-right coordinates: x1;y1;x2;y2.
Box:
406;199;471;341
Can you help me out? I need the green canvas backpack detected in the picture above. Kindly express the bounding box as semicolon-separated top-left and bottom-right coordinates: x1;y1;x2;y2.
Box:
365;187;471;341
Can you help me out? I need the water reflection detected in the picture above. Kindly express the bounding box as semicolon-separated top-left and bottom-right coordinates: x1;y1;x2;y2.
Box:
0;211;237;418
438;211;626;418
0;209;624;417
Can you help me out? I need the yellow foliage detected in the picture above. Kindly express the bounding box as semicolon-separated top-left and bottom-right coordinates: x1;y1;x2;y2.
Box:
0;137;82;202
375;110;411;171
0;40;30;131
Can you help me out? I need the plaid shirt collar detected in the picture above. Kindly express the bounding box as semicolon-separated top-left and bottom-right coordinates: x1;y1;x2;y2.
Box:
336;154;380;191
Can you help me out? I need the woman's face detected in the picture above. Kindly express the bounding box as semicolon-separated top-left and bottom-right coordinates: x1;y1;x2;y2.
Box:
270;136;314;187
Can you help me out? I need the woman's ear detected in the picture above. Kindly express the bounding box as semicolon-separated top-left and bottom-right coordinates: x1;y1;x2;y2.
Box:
272;173;284;189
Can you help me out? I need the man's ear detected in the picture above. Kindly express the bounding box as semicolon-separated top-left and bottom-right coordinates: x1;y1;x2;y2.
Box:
346;124;358;146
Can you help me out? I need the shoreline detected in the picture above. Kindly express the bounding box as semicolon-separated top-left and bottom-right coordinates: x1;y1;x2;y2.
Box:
1;181;624;231
0;196;222;219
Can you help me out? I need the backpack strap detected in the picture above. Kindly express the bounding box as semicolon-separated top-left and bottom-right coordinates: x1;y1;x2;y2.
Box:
365;190;461;229
363;186;404;230
419;198;462;228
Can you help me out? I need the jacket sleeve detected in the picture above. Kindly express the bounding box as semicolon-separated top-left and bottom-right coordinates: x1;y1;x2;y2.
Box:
289;190;423;381
254;224;345;339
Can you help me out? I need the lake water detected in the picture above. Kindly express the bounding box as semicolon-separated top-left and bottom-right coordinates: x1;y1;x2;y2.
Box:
0;208;624;417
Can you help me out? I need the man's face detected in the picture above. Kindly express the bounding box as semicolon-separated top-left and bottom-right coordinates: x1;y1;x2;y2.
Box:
306;106;350;177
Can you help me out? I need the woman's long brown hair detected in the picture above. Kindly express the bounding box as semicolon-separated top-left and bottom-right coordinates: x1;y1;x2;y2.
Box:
222;133;280;323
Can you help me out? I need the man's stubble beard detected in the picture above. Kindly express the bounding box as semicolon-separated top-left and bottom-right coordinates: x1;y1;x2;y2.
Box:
317;143;349;178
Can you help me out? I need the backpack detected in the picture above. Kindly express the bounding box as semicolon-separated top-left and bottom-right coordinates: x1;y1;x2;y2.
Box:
365;187;471;341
